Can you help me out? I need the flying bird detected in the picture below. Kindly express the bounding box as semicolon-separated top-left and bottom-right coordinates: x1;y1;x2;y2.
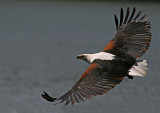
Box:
42;7;151;105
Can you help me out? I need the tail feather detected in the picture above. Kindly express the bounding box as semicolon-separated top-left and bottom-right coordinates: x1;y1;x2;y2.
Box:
129;60;148;77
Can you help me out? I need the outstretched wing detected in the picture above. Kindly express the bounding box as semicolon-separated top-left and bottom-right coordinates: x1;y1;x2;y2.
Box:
103;7;151;59
42;62;125;105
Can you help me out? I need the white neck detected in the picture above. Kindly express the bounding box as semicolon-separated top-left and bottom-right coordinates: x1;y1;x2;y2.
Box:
83;52;115;63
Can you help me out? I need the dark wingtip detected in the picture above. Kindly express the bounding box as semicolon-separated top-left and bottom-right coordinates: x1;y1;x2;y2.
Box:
124;7;130;24
140;14;147;20
133;6;136;10
120;7;123;26
42;91;57;102
114;14;118;30
127;7;136;23
133;11;142;20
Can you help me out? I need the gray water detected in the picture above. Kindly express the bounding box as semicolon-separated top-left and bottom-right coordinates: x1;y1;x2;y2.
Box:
0;1;160;113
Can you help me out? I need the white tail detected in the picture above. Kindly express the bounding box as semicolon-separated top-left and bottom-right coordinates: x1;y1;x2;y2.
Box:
129;60;148;77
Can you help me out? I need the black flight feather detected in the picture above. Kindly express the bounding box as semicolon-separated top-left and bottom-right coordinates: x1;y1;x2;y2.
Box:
124;7;130;24
128;7;136;23
114;14;119;30
120;8;123;26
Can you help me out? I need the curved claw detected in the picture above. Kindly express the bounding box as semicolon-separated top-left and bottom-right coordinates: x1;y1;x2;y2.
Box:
42;91;57;102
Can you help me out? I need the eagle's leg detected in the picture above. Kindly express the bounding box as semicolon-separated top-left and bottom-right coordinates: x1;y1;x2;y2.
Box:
127;75;133;79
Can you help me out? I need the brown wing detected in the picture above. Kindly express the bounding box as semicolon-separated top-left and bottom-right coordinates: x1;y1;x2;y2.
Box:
103;7;151;59
42;62;124;105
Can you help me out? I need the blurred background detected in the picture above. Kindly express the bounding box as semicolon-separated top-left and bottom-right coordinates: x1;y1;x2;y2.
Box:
0;0;160;113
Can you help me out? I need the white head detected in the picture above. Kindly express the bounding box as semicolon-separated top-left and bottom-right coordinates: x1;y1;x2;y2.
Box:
77;54;92;64
77;52;115;64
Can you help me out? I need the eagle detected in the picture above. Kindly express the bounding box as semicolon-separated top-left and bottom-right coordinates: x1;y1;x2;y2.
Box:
42;7;151;105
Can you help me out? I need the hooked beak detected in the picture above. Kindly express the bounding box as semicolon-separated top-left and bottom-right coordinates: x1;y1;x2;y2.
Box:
77;55;84;59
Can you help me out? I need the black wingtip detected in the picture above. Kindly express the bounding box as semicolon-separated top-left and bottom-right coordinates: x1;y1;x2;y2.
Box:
140;14;147;20
128;7;136;23
114;14;118;30
133;11;142;20
42;91;57;102
120;7;123;26
124;7;130;24
133;6;136;10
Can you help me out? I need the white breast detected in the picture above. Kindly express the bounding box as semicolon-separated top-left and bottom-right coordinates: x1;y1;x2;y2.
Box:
87;52;115;63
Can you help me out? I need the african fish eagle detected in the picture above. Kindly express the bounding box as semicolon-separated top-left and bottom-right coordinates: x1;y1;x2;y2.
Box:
42;7;151;105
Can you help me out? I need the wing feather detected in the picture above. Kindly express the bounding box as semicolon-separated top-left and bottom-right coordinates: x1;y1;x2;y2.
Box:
103;7;151;59
120;8;123;26
133;11;141;20
114;14;119;30
128;7;136;23
140;14;146;20
124;7;130;24
42;62;125;105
